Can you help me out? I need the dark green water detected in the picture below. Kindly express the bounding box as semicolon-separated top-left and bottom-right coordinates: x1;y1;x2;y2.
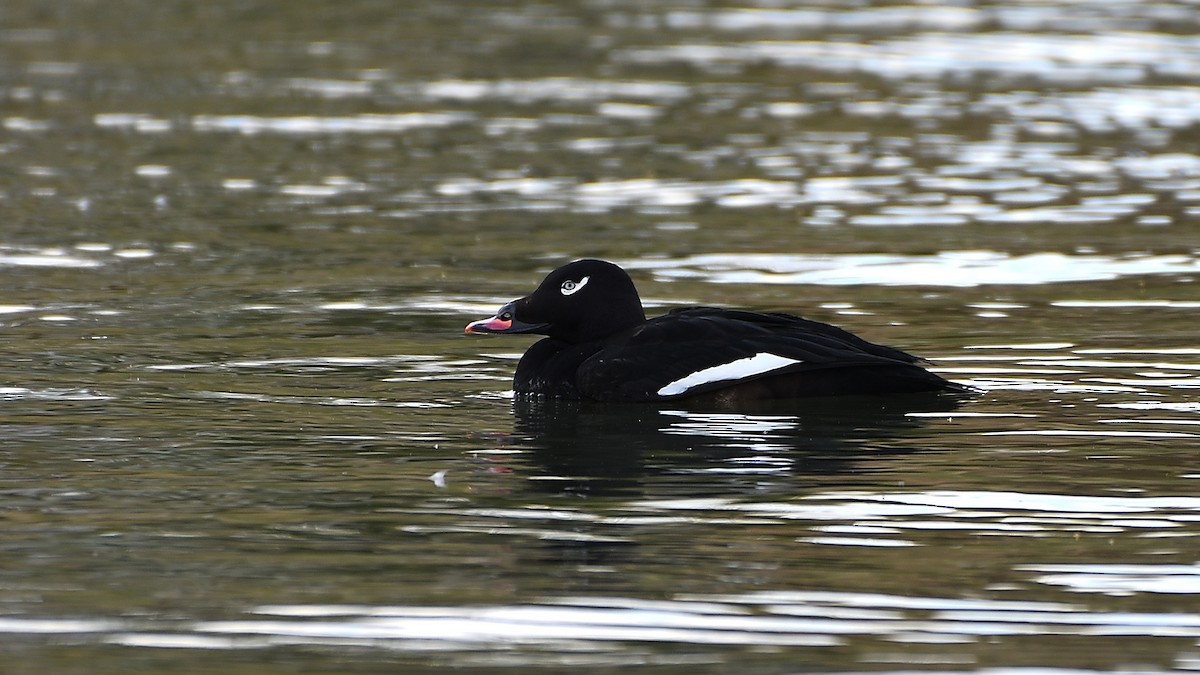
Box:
3;1;1200;672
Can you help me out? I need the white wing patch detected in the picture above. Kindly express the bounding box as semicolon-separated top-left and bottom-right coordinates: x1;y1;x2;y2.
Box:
656;352;803;397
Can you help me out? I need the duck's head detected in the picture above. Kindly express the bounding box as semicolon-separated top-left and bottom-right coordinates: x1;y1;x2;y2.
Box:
465;259;646;344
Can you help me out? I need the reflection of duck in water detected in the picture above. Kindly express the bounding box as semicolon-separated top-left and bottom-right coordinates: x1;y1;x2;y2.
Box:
511;394;965;497
467;259;969;406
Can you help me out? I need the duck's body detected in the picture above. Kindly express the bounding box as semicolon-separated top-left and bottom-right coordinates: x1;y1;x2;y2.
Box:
466;259;964;403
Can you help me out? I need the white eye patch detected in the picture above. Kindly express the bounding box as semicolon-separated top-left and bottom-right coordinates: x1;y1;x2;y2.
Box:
559;276;589;296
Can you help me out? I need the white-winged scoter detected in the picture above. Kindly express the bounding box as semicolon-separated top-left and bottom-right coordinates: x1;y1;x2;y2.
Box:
465;259;966;403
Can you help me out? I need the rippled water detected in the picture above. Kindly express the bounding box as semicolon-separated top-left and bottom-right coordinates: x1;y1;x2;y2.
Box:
3;1;1200;673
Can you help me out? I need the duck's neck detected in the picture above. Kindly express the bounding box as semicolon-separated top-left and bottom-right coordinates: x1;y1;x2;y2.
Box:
562;300;645;344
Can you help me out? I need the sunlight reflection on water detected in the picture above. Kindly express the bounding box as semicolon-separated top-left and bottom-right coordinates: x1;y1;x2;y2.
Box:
81;589;1200;665
0;247;104;268
624;252;1200;287
631;489;1200;550
1021;563;1200;595
615;32;1200;83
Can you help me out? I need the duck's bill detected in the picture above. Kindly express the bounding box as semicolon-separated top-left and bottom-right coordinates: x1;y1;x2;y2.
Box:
464;305;547;335
464;314;513;333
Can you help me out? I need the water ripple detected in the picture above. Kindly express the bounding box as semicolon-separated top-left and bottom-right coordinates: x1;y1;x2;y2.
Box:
1021;563;1200;595
625;251;1200;287
192;602;841;648
616;33;1200;84
83;589;1200;658
635;490;1200;546
0;246;104;268
414;78;690;103
434;176;803;211
189;112;474;135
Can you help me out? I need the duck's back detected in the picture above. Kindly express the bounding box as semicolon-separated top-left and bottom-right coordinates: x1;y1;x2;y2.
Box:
571;307;959;402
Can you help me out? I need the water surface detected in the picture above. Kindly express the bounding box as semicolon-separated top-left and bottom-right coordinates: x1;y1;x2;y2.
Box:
2;1;1200;673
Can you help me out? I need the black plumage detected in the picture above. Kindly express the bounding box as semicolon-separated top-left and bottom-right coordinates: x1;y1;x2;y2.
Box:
466;259;966;404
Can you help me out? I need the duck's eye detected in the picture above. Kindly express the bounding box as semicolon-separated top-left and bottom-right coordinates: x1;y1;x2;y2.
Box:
560;276;589;296
500;311;513;321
